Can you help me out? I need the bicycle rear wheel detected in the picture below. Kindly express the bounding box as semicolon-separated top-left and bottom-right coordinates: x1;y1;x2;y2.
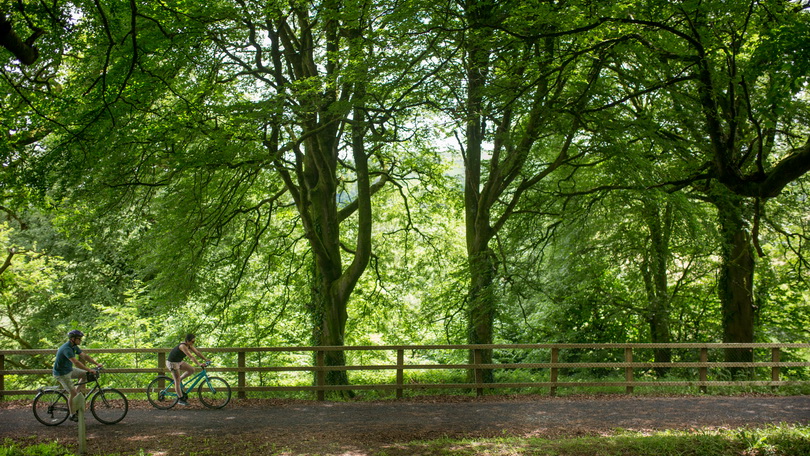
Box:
90;388;128;424
33;390;70;426
198;376;231;409
146;376;178;409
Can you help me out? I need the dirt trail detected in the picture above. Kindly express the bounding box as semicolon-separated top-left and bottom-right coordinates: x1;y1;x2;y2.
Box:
2;395;809;455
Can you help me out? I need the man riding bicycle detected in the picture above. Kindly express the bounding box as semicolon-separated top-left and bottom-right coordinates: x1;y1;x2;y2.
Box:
53;329;103;422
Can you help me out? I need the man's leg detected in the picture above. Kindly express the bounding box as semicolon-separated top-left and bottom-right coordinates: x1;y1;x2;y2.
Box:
71;368;89;410
69;389;79;417
56;374;78;418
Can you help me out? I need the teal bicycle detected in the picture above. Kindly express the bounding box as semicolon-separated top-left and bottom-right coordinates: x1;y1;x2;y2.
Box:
146;362;231;409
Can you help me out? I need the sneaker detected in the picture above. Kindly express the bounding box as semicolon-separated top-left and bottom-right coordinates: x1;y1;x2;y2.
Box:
69;414;78;422
177;399;188;406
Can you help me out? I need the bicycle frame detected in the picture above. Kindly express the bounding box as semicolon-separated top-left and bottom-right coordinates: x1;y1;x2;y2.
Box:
161;366;214;397
180;368;212;394
76;378;101;395
45;369;102;397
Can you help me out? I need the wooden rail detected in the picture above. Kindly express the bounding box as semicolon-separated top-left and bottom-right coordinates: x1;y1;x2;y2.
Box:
2;343;809;400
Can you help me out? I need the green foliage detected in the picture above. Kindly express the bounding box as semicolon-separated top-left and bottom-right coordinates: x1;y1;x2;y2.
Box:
345;163;467;346
0;0;808;370
0;440;72;456
0;218;68;351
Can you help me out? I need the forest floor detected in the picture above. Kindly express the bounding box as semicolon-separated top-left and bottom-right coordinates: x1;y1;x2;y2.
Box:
2;394;810;455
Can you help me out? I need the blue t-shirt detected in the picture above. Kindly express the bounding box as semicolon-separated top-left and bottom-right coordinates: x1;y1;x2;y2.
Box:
53;341;82;376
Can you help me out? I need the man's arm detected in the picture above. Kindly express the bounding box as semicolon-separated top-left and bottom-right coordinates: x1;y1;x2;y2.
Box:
79;352;103;368
69;356;92;371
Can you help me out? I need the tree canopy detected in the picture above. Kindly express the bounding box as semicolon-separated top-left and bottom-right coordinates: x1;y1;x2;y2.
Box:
1;0;809;384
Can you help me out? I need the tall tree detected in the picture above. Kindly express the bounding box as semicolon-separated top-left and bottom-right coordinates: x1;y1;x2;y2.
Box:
204;0;441;386
603;0;810;363
260;0;377;385
442;0;618;380
16;0;438;387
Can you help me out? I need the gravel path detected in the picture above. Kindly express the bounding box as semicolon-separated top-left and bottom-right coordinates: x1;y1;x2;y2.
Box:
2;395;809;455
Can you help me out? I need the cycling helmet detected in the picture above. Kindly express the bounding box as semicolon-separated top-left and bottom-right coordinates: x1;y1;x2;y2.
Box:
67;329;84;338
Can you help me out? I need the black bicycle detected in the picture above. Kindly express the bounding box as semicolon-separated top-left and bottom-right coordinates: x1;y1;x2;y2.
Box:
33;367;128;425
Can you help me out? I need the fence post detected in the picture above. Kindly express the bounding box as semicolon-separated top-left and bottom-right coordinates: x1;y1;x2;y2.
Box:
238;350;246;399
699;347;708;393
772;347;781;392
316;350;325;401
473;349;484;397
550;348;558;396
396;349;404;399
158;352;166;390
73;392;87;455
624;347;634;394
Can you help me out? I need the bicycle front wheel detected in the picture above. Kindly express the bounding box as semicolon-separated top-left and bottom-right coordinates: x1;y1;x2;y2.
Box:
90;388;128;424
198;376;231;409
146;376;178;409
33;390;70;426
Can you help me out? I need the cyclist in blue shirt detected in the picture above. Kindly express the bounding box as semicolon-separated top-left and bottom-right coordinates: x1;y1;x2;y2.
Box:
53;330;103;421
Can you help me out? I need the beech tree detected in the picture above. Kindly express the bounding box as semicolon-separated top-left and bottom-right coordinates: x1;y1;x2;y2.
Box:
432;0;632;380
10;0;440;387
605;0;810;363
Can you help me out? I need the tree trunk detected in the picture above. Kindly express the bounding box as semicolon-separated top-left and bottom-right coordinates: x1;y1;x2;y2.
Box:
641;199;672;376
309;264;350;388
467;244;496;384
648;312;672;373
709;186;756;372
463;2;496;383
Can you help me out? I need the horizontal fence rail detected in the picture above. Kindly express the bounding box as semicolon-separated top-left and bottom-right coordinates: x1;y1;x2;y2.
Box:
2;343;809;400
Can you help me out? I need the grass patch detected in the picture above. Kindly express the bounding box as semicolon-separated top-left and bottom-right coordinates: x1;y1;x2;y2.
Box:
378;425;810;456
0;439;73;456
4;425;809;455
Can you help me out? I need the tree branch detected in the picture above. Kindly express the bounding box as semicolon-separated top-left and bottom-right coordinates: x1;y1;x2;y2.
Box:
0;12;43;65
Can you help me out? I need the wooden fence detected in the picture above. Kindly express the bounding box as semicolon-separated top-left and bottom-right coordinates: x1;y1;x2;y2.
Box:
2;343;809;400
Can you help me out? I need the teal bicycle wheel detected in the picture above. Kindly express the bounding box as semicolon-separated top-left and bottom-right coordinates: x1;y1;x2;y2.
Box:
198;376;231;409
146;376;179;410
